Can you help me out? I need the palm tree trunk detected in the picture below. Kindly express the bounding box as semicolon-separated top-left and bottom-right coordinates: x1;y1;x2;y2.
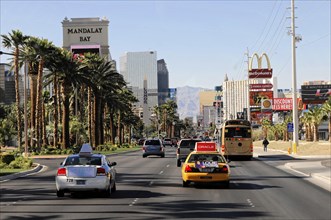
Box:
42;101;47;147
93;93;100;148
14;47;22;150
61;83;70;149
117;112;121;145
110;111;115;144
88;88;92;144
29;73;38;148
36;59;45;150
53;76;59;148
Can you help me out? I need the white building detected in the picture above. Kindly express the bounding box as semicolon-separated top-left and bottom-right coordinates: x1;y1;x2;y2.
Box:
223;79;249;121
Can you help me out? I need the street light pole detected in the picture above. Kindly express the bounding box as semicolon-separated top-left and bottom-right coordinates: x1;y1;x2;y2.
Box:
291;0;299;154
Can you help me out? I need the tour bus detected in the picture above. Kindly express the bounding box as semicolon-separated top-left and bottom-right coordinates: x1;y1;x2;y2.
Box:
220;119;253;160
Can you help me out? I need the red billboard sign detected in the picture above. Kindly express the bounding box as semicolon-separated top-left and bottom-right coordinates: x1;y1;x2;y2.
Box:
273;98;292;111
249;83;273;90
248;69;273;79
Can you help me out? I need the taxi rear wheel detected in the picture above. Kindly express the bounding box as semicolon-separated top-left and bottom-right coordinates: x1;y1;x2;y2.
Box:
182;180;190;187
56;190;64;197
224;181;230;188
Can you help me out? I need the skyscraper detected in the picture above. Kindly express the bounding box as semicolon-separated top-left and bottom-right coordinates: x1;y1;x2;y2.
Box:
157;59;169;105
119;51;158;125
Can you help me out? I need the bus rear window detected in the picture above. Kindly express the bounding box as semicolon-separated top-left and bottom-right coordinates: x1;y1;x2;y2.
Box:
224;127;251;138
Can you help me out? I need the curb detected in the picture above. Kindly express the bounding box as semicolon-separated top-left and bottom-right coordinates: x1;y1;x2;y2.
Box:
0;163;43;182
284;162;331;183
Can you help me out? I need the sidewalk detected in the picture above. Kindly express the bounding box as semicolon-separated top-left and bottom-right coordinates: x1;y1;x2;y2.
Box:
254;146;331;192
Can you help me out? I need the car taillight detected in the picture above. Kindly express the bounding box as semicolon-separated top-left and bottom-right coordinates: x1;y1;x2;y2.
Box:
142;146;146;151
97;167;106;176
176;148;180;154
57;168;66;176
250;144;253;152
184;165;193;172
220;165;229;173
221;145;225;152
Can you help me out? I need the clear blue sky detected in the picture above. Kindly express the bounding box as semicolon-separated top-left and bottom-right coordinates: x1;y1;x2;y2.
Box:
1;0;330;90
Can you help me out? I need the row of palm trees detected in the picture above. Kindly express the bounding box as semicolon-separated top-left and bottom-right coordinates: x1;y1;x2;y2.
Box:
2;29;142;151
261;97;331;142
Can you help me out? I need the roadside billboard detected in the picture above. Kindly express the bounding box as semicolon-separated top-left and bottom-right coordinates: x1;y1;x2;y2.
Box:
249;91;273;106
301;84;331;104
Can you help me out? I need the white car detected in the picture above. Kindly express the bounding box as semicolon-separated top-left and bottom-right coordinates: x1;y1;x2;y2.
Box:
55;144;117;197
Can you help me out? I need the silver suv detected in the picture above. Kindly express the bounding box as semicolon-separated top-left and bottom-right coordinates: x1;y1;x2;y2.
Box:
176;139;202;167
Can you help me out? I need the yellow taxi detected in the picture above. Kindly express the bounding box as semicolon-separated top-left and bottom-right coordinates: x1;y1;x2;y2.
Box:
181;142;230;188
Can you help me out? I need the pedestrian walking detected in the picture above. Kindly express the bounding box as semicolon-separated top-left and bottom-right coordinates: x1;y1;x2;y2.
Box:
263;137;269;152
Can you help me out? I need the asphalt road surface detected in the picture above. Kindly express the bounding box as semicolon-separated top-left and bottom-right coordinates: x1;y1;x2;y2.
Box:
1;147;330;220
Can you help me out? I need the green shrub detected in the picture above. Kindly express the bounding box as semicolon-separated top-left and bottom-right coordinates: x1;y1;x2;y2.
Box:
1;154;15;165
0;161;7;169
111;146;117;151
8;156;33;169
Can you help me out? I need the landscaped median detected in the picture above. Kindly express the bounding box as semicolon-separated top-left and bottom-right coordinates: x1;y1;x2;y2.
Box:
0;144;142;177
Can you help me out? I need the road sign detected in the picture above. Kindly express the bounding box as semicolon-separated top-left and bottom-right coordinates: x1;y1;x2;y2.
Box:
287;122;294;132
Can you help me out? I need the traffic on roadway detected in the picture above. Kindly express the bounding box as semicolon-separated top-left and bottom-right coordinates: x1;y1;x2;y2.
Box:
0;140;330;220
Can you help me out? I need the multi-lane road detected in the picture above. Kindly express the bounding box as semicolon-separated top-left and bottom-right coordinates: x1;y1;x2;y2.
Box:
1;147;330;220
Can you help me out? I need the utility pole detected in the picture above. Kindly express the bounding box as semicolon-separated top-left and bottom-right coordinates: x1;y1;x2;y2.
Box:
245;48;251;122
291;0;300;153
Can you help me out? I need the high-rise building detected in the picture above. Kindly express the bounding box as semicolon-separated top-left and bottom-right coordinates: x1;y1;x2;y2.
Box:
157;59;169;105
0;63;26;105
120;51;158;125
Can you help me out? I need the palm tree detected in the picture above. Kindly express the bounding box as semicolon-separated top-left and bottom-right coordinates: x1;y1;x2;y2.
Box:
307;106;324;142
321;97;331;142
300;112;313;141
26;37;55;149
261;118;272;138
1;30;29;151
45;49;91;149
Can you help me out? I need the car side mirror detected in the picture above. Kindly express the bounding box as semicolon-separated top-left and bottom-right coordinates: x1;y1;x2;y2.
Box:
60;162;63;165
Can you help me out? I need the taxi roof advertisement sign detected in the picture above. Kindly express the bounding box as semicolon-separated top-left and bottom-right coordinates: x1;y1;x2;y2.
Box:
195;142;216;152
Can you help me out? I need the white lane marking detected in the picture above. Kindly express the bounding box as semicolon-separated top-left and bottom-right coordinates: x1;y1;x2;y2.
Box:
166;164;170;168
149;181;154;186
129;198;139;206
247;199;255;208
159;170;164;175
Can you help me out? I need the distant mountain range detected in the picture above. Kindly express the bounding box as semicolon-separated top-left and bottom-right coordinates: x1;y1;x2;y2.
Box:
176;86;210;121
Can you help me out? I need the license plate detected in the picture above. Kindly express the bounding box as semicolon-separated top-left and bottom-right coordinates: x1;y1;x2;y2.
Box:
200;176;212;179
76;180;86;185
201;168;213;173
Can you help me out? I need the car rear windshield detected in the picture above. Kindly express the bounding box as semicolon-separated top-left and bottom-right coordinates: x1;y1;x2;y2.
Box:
188;154;226;163
145;140;160;145
64;156;102;166
179;140;201;148
224;127;251;138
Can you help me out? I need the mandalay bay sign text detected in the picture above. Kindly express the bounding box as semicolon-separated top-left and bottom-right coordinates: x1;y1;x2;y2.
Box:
67;28;103;34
